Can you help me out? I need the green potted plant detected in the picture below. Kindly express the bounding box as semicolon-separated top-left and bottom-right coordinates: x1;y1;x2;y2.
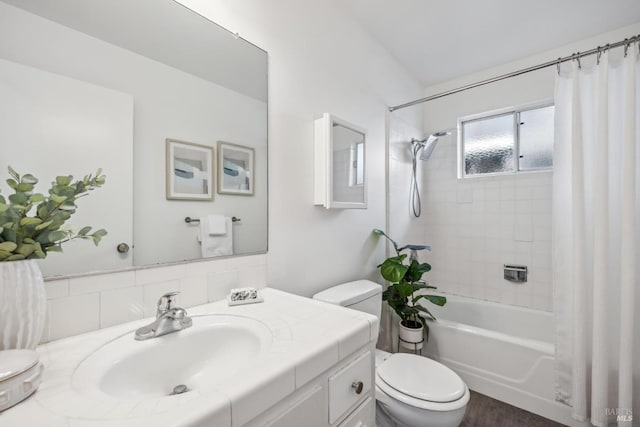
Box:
0;166;107;261
0;166;107;350
373;228;445;350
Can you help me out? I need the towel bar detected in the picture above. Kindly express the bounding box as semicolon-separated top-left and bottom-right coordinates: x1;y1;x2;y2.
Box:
185;216;241;223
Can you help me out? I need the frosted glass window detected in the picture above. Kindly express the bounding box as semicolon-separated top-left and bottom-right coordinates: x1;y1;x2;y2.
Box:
519;105;554;170
460;103;554;177
463;113;515;175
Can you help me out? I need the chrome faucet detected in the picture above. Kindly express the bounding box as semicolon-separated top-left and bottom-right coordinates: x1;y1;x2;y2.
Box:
135;292;192;341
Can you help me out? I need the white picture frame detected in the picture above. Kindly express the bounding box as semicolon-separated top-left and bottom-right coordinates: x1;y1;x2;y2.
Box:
166;138;214;201
217;141;255;196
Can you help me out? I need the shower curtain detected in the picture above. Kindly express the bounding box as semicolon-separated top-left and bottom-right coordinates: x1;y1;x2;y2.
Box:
553;46;639;426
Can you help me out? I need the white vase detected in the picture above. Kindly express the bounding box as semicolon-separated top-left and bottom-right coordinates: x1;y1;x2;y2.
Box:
0;260;46;350
399;321;423;351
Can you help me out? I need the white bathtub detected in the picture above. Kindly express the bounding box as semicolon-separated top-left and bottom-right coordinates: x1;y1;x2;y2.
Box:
422;293;587;427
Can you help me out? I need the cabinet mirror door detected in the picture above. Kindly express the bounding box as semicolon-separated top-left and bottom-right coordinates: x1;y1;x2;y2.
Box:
314;113;367;209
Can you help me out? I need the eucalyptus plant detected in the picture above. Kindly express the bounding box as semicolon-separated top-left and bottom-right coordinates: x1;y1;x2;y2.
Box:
373;228;446;337
0;166;107;262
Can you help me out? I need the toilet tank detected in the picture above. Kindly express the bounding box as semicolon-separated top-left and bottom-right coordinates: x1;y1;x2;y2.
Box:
312;280;382;333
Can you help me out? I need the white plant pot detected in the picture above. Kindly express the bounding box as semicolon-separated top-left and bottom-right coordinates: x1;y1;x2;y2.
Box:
398;321;423;351
0;260;46;350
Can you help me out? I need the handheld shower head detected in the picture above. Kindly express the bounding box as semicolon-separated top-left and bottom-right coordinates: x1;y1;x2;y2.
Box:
408;130;451;218
419;131;450;160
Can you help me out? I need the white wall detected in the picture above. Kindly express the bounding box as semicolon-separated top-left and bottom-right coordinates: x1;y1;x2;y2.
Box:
408;23;640;311
177;0;424;296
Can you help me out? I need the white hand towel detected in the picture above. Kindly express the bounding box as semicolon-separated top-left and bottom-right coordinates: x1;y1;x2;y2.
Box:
205;214;226;236
200;217;233;257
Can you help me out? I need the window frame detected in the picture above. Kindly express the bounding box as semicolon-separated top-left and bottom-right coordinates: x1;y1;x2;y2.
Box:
457;100;554;179
349;141;364;187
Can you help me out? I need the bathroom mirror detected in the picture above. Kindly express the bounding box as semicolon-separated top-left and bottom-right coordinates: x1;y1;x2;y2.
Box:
314;114;367;209
0;0;268;277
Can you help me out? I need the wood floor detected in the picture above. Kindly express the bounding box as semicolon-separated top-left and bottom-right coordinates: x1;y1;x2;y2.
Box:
460;391;566;427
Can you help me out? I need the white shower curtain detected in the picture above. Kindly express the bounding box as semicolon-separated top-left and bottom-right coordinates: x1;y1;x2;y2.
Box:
553;46;640;426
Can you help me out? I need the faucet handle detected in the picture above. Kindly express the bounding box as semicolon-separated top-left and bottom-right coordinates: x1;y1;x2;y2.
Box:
156;291;180;317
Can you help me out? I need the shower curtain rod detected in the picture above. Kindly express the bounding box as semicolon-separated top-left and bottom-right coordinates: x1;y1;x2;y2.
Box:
389;33;640;112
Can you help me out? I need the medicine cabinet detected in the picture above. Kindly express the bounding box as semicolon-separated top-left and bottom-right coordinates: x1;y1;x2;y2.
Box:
314;113;367;209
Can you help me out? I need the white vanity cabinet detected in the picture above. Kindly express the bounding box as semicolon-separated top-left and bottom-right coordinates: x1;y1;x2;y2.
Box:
245;348;375;427
4;289;378;427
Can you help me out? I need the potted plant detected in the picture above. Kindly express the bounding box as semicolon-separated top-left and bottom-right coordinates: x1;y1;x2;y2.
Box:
373;228;445;350
0;166;107;349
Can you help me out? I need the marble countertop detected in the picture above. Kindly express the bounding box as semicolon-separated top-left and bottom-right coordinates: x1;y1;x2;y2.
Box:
0;288;378;427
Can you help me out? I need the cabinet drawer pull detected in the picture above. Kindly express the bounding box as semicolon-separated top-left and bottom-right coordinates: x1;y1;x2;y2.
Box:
351;381;364;394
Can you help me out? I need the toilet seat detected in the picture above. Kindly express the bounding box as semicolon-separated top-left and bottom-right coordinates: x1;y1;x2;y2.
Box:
376;353;469;412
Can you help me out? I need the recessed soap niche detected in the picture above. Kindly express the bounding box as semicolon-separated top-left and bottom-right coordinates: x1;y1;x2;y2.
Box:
504;264;528;283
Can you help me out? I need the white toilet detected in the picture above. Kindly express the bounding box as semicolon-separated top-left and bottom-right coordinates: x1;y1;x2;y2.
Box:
313;280;469;427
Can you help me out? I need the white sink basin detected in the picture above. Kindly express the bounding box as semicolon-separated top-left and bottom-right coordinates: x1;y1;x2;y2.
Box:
72;314;273;399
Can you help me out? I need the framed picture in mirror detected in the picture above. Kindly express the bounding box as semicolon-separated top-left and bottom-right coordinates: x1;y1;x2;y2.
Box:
217;141;255;196
166;139;214;201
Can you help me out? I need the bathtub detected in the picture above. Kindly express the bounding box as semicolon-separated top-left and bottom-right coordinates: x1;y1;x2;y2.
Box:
421;293;587;427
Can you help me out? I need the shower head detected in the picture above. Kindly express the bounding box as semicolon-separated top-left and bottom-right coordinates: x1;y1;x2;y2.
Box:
408;130;451;218
418;131;450;160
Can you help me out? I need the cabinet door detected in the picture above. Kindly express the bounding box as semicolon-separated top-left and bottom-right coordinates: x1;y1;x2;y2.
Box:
263;385;326;427
328;351;371;424
339;397;374;427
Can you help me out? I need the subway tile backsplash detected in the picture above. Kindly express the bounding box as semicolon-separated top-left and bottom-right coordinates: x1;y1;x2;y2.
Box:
41;254;267;343
49;293;100;341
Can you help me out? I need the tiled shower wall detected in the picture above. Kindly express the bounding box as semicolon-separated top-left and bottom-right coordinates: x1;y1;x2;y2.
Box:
387;104;553;312
41;254;266;343
388;109;424;247
383;108;424;352
421;139;553;311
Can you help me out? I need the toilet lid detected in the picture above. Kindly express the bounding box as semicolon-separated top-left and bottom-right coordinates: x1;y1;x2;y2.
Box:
377;353;466;403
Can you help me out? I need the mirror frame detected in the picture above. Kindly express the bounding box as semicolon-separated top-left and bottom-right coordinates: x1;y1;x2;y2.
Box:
314;113;367;209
